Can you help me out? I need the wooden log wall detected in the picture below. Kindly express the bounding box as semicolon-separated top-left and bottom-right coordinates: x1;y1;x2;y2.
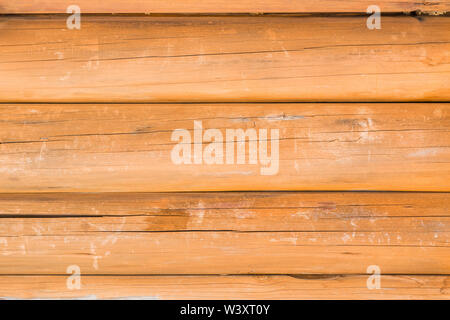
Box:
0;1;449;300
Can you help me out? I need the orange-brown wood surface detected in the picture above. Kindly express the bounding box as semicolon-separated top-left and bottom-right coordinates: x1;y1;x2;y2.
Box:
0;104;448;192
0;16;449;103
1;192;448;231
0;192;448;276
0;0;448;14
0;275;448;300
1;5;449;300
4;231;450;274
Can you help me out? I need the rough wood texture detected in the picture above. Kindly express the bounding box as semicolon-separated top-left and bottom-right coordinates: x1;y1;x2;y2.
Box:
0;192;448;231
1;104;448;192
0;275;449;300
0;192;448;275
1;9;449;300
0;0;448;14
0;16;449;103
4;231;450;274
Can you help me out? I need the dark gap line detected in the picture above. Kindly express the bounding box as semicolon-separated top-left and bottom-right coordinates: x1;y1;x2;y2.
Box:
1;101;449;105
0;273;449;277
0;12;447;18
0;190;448;194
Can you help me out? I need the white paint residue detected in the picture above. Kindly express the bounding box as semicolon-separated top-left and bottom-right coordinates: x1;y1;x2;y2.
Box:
54;51;64;60
407;148;440;158
342;233;351;243
59;71;72;81
0;238;7;245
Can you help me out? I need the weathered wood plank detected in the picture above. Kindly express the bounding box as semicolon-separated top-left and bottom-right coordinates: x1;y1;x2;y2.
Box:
0;275;449;300
0;1;448;14
0;192;448;275
0;16;449;102
1;104;449;192
0;192;448;233
0;231;449;274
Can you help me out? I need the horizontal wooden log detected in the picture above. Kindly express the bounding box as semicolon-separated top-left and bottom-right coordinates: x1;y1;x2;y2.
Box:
0;1;448;14
0;16;449;102
0;275;449;300
0;103;449;192
0;192;448;275
0;231;449;274
0;192;449;232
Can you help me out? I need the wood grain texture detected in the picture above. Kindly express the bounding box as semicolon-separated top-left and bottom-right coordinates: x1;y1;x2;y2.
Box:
0;275;449;300
0;0;448;14
1;103;449;192
0;192;448;275
1;10;449;300
0;16;449;103
0;192;449;232
3;231;450;274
